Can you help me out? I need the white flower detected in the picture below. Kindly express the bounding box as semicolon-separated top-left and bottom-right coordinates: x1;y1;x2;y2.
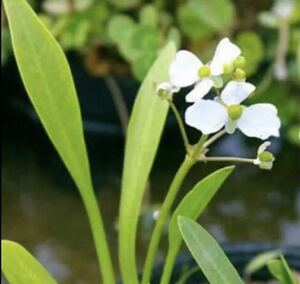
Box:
253;141;275;170
169;38;241;103
185;81;281;139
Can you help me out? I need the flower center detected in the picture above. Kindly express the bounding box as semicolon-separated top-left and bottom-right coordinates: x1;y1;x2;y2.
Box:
258;151;274;162
233;68;246;81
198;65;211;77
228;105;243;120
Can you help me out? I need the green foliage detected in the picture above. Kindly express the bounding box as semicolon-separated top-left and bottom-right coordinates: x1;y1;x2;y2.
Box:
161;167;235;283
107;0;141;10
118;42;176;284
178;217;244;284
287;125;300;146
268;256;298;284
236;31;264;75
49;2;109;50
1;27;12;65
1;240;57;284
244;250;282;276
3;0;115;282
178;0;235;39
139;4;159;27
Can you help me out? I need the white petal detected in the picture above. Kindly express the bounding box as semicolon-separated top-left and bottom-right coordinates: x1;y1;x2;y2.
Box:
257;141;271;154
156;82;180;93
169;50;202;87
221;81;256;105
237;104;281;139
185;100;227;134
210;38;241;76
185;79;214;102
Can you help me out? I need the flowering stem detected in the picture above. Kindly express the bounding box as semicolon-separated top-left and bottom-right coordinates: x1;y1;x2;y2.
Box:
168;99;190;151
203;129;227;148
141;135;207;284
200;156;254;163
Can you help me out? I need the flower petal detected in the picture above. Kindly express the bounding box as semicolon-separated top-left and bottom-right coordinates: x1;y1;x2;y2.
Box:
257;141;271;154
210;38;241;76
185;100;227;134
221;81;256;105
237;104;281;139
169;50;202;87
185;79;214;102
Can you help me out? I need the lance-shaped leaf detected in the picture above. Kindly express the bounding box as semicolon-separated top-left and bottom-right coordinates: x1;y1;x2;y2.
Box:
3;0;115;282
1;240;57;284
161;166;235;283
267;255;298;284
118;42;176;284
178;217;244;284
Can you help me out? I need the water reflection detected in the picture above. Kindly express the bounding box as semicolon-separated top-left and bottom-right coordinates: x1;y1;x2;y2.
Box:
2;118;300;283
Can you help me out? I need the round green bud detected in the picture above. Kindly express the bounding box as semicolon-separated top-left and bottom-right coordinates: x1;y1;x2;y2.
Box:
234;56;246;69
227;105;243;120
233;68;246;81
258;151;274;162
198;65;211;77
223;62;234;74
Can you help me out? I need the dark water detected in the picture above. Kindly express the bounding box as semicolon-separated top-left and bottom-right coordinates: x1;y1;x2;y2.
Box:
2;112;300;284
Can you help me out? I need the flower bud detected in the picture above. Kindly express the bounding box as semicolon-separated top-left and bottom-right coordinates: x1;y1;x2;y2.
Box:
157;88;171;100
198;65;211;77
258;151;274;162
234;56;247;69
227;105;243;120
233;68;246;81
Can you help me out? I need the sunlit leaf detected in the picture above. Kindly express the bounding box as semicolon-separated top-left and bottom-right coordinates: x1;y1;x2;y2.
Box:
178;217;244;284
139;4;158;27
1;240;57;284
119;42;176;284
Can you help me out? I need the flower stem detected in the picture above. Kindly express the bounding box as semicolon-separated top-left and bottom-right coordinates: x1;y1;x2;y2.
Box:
200;156;254;163
141;135;207;284
203;129;227;148
168;99;190;151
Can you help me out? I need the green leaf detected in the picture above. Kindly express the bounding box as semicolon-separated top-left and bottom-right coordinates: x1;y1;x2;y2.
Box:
3;0;115;282
3;0;92;204
119;42;176;284
244;250;282;276
107;0;141;10
107;14;136;45
132;50;157;81
139;4;159;27
236;31;264;75
178;0;235;36
1;240;57;284
268;255;298;284
161;167;235;283
178;217;244;284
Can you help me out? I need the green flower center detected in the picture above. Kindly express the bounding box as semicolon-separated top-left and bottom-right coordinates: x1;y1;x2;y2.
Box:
198;65;211;77
227;105;243;120
258;151;274;162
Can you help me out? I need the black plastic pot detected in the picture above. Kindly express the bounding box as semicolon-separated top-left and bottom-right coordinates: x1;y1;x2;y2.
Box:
146;243;300;283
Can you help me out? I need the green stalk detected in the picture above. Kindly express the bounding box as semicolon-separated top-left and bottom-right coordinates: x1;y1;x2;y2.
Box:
81;188;116;284
141;135;208;284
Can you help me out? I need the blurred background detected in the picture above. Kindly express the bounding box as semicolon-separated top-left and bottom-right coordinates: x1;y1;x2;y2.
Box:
1;0;300;283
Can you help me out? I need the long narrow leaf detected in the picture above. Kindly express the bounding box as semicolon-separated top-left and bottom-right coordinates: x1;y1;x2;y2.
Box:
119;42;176;284
1;240;57;284
161;166;235;283
267;256;298;284
3;0;115;282
178;216;244;284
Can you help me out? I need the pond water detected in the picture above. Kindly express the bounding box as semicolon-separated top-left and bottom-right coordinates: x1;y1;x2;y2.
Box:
2;112;300;284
